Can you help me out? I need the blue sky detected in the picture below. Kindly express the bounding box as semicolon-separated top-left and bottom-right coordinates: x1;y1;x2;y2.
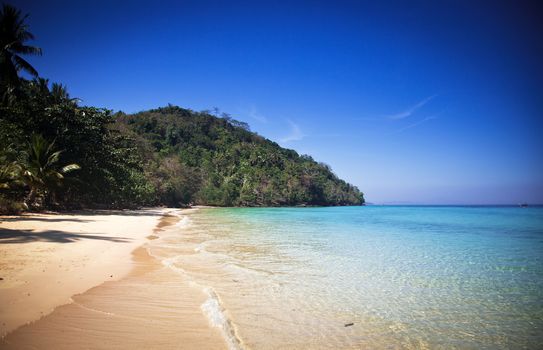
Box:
13;0;543;204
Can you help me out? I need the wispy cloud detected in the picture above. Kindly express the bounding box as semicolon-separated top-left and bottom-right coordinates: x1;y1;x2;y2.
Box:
387;95;436;120
391;115;439;134
280;119;305;143
248;105;268;123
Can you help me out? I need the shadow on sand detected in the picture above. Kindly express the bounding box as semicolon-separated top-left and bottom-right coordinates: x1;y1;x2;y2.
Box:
66;209;167;217
0;208;167;224
0;228;131;244
0;217;92;223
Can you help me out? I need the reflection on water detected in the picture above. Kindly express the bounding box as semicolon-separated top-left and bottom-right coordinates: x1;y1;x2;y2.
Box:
150;206;543;349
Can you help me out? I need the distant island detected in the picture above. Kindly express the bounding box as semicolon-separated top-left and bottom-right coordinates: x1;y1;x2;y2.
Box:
0;4;363;213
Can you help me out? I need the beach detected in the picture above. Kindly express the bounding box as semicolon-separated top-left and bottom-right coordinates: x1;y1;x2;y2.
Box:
1;206;542;349
0;208;226;349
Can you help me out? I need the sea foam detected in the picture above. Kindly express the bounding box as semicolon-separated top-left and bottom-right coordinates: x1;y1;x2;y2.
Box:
201;287;243;350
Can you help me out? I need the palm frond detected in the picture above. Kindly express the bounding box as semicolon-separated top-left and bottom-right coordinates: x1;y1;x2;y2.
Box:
61;164;81;173
0;3;42;84
46;150;62;168
20;135;81;206
10;43;42;56
12;55;38;76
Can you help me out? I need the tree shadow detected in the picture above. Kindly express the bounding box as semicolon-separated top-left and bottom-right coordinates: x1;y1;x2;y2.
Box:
0;208;169;224
67;209;168;217
0;217;92;223
0;228;131;244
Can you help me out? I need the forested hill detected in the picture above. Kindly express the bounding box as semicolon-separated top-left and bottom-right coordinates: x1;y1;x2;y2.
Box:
1;81;363;211
0;4;363;212
117;105;364;207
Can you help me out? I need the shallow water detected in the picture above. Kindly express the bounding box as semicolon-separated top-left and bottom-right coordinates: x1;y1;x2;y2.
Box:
150;206;543;349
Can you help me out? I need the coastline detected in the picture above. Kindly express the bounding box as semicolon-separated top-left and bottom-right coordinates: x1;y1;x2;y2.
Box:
0;208;227;349
0;209;167;337
2;206;541;348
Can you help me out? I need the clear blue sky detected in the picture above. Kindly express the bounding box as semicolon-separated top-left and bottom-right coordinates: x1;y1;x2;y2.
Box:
13;0;543;204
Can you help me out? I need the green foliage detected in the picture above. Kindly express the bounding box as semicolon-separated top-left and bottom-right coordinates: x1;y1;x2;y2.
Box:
0;81;364;210
0;4;363;212
0;144;21;190
0;79;154;210
117;106;365;207
21;134;80;208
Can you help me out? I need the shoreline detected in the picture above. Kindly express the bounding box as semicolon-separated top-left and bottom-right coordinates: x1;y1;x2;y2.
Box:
0;208;227;349
0;208;167;338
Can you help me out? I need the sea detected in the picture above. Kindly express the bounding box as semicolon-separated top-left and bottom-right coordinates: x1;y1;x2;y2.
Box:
148;206;543;349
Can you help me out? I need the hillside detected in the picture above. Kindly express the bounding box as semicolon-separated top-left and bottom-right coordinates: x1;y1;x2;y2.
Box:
0;4;363;212
116;105;364;207
0;79;363;211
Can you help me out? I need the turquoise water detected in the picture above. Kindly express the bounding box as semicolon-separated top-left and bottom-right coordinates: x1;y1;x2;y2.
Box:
152;206;543;349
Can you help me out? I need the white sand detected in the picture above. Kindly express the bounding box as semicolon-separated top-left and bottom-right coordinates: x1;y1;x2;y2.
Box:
0;208;167;337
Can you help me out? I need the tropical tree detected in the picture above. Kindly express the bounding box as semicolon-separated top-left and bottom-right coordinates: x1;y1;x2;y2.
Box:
0;164;15;189
26;78;78;105
0;3;42;97
22;134;80;208
51;82;79;105
0;144;23;213
0;144;21;189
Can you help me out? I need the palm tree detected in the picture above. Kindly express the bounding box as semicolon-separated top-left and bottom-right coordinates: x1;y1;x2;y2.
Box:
28;78;80;105
33;77;50;95
51;82;80;105
22;134;80;208
0;4;42;91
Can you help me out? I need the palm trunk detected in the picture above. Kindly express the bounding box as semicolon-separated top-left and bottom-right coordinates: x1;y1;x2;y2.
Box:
25;187;37;208
47;190;58;208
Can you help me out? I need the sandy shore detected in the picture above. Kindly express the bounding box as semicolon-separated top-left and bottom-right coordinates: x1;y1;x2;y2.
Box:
0;208;226;349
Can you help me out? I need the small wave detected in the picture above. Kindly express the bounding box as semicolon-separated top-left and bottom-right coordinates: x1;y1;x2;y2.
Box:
160;257;200;290
161;256;190;277
161;255;244;349
175;216;192;228
201;287;244;350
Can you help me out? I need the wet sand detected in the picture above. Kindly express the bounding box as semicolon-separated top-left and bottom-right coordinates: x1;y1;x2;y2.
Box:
0;209;226;349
